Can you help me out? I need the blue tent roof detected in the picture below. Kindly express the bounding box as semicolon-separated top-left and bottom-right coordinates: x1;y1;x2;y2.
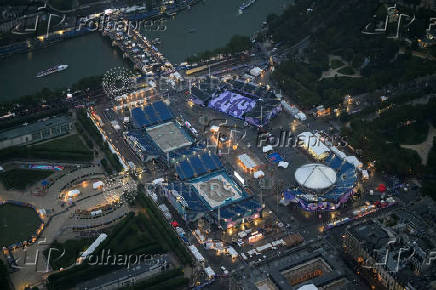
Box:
268;152;283;163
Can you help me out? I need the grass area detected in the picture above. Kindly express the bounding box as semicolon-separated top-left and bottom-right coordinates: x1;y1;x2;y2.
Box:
104;213;164;254
395;122;429;145
0;169;53;190
337;66;355;75
422;137;436;201
121;268;188;290
0;204;42;247
0;260;11;290
49;0;73;10
46;208;177;289
78;0;100;4
135;188;193;265
77;109;123;173
330;59;345;69
43;238;94;270
33;134;89;153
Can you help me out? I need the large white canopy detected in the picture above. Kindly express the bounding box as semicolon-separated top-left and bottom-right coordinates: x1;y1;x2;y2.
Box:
295;163;337;190
297;284;318;290
297;132;330;158
238;154;257;169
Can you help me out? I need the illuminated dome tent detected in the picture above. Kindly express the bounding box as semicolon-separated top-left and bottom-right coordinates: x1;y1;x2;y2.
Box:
295;163;337;191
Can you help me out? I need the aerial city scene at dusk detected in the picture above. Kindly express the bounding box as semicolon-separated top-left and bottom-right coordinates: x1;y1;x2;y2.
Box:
1;0;436;289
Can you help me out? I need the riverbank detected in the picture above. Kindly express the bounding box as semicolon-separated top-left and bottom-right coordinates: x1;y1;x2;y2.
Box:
0;0;292;101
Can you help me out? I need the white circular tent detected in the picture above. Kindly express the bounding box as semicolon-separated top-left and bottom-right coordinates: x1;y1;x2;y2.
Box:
295;163;337;191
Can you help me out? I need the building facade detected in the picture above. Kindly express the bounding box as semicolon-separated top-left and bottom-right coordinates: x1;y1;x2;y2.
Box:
0;115;72;150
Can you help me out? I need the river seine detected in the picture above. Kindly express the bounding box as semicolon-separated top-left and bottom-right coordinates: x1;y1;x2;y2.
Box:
0;0;291;101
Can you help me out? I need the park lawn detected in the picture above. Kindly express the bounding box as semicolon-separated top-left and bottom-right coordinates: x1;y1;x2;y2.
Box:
337;66;355;75
32;134;89;153
45;212;168;289
0;169;53;190
395;122;429;145
105;213;164;254
330;59;345;69
44;238;94;270
48;0;73;10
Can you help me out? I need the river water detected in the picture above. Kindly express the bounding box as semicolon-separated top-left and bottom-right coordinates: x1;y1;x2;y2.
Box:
144;0;291;63
0;0;291;101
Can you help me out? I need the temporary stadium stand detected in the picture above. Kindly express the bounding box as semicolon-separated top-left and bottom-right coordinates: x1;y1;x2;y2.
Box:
164;169;259;225
131;107;150;128
175;152;223;181
165;174;262;224
168;142;206;159
165;182;209;215
324;153;335;164
126;130;164;159
327;155;344;170
131;100;174;128
127;120;196;162
153;101;173;121
212;198;262;228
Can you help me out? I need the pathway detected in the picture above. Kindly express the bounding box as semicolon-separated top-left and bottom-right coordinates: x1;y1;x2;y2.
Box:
401;123;436;166
319;55;361;80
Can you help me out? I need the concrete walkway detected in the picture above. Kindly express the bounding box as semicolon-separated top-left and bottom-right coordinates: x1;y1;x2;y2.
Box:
319;55;361;80
401;123;436;166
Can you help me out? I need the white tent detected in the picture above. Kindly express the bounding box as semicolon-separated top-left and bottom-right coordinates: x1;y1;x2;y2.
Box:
78;233;107;262
297;132;330;159
278;161;289;168
295;163;337;190
249;67;263;77
152;178;164;185
262;145;273;153
234;171;245;185
93;181;104;189
158;204;169;213
330;146;347;159
204;266;216;279
238;154;258;170
188;245;205;263
345;156;363;168
67;189;80;197
91;209;102;216
210;125;220;133
227;246;238;259
254;170;265;179
296;112;307;121
298;284;318;290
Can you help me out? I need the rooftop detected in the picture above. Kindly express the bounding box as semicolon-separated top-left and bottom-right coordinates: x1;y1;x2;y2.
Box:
349;221;391;251
295;163;337;191
0;115;71;141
